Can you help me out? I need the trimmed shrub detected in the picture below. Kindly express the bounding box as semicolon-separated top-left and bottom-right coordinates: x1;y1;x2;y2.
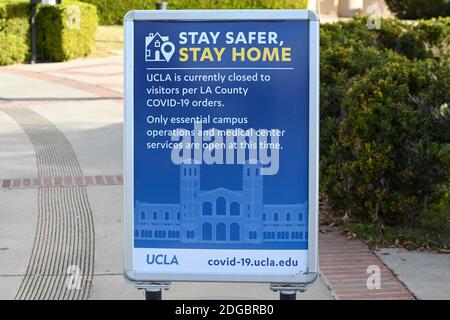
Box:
36;1;98;61
320;17;450;228
0;0;30;65
169;0;307;10
321;16;449;61
320;16;449;158
79;0;307;25
386;0;450;19
0;0;98;65
322;56;449;226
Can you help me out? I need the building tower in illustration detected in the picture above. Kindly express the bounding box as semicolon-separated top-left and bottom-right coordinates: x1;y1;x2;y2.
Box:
179;161;200;242
242;162;264;242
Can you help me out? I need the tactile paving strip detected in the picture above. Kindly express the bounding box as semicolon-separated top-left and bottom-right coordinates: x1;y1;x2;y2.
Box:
1;103;95;300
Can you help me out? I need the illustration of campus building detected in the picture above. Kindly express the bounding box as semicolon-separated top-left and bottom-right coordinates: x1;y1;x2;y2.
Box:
134;163;308;245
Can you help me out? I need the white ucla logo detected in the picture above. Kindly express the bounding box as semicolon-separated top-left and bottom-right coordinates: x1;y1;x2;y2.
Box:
145;33;176;62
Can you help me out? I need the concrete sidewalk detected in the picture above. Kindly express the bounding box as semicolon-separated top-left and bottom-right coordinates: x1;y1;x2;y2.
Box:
377;249;450;300
0;55;445;300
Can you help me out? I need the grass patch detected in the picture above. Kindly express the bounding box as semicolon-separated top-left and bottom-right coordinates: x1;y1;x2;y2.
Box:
321;196;450;252
345;222;450;251
93;25;123;57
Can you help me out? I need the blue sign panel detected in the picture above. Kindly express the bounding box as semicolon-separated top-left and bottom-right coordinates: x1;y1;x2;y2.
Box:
124;10;319;282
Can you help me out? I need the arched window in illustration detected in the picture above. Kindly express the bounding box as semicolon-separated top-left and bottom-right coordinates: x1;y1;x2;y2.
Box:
247;168;250;176
184;168;187;176
230;223;240;241
153;211;157;220
230;202;240;216
202;202;212;216
165;212;170;220
274;212;279;222
263;212;266;221
286;212;291;221
141;211;145;220
298;212;303;221
177;212;181;220
216;223;226;241
135;230;139;238
202;223;212;241
148;230;152;238
216;197;226;215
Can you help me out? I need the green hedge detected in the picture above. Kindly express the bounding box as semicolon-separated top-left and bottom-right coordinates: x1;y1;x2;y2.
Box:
36;1;98;61
386;0;450;19
0;0;98;65
0;0;30;65
320;16;450;228
80;0;307;25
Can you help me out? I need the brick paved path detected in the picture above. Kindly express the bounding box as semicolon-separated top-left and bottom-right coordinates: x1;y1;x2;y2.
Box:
320;231;415;300
1;175;123;189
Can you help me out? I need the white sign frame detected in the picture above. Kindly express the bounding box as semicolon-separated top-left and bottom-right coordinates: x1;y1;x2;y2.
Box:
123;9;320;285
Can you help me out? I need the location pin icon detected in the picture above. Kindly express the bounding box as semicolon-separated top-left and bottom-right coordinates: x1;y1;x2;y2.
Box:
161;41;175;62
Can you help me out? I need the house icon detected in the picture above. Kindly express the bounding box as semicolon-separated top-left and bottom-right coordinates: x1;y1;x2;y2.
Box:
145;33;175;62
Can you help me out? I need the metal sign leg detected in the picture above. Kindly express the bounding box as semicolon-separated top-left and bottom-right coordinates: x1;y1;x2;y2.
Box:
136;282;171;300
271;283;306;300
279;291;297;300
145;289;162;300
